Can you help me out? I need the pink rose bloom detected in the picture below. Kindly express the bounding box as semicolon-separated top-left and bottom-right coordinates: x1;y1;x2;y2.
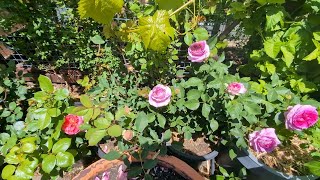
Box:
227;82;247;95
149;84;172;108
285;104;318;131
62;114;84;135
249;128;281;153
188;40;210;62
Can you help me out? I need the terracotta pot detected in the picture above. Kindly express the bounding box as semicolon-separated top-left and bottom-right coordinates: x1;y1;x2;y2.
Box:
73;153;204;180
237;149;318;180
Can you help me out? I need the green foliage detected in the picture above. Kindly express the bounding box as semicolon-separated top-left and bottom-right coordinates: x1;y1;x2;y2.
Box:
78;0;124;24
0;0;120;73
234;0;320;93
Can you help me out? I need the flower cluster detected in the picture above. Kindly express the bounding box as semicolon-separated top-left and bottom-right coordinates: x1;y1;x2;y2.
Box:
249;104;319;153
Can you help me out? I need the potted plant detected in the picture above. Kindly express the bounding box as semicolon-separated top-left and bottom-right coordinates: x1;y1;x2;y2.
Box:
73;152;204;180
216;76;320;179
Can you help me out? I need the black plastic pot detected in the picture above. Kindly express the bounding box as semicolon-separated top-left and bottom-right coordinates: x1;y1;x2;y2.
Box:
166;142;219;175
237;149;318;180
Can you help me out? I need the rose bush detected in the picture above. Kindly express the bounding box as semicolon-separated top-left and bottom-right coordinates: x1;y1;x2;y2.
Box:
285;104;319;131
249;128;281;153
188;41;210;62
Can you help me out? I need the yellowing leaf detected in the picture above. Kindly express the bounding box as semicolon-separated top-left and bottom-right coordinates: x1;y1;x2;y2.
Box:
138;10;175;51
280;46;294;67
78;0;124;24
264;39;282;59
303;48;319;61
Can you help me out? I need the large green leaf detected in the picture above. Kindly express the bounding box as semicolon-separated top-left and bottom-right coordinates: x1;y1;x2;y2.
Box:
38;75;54;93
1;165;15;179
280;46;294;67
80;95;93;108
52;138;71;154
138;10;175;51
85;129;106;146
56;152;74;168
135;112;149;132
107;125;122;137
305;161;320;176
155;0;183;10
42;154;56;173
264;39;282;59
185;99;200;110
78;0;124;24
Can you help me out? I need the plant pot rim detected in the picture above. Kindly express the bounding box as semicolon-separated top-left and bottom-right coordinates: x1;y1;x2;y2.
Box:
166;142;219;161
237;148;318;180
73;153;204;180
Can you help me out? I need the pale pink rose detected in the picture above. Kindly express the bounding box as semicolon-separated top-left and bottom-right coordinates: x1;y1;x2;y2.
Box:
285;104;318;131
249;128;281;153
187;41;210;62
148;84;172;108
227;82;247;95
122;130;134;141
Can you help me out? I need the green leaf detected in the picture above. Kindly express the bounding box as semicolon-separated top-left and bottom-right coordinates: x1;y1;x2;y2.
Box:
184;32;193;46
265;61;276;74
107;125;122;137
193;27;209;41
48;108;61;117
0;110;11;117
94;118;111;129
56;152;74;168
219;166;229;177
85;129;106;146
5;153;20;164
229;149;237;160
210;119;219;132
38;75;54;93
8;102;16;111
143;159;158;169
21;142;36;153
54;89;69;100
135;112;149;132
157;114;166;128
78;0;124;24
138;10;175;52
243;102;261;115
42;154;56;173
185;99;200;110
202;103;211;118
155;0;183;10
303;48;319;61
305;161;320;176
162;129;171;141
280;46;294;67
80;95;93;108
52;138;71;154
184;77;202;88
187;89;201;100
1;165;16;179
90;35;105;44
267;89;278;102
103;150;121;160
38;112;51;130
264;39;282;59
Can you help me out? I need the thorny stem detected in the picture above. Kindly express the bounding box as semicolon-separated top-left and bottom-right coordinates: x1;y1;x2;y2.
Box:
170;0;195;17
